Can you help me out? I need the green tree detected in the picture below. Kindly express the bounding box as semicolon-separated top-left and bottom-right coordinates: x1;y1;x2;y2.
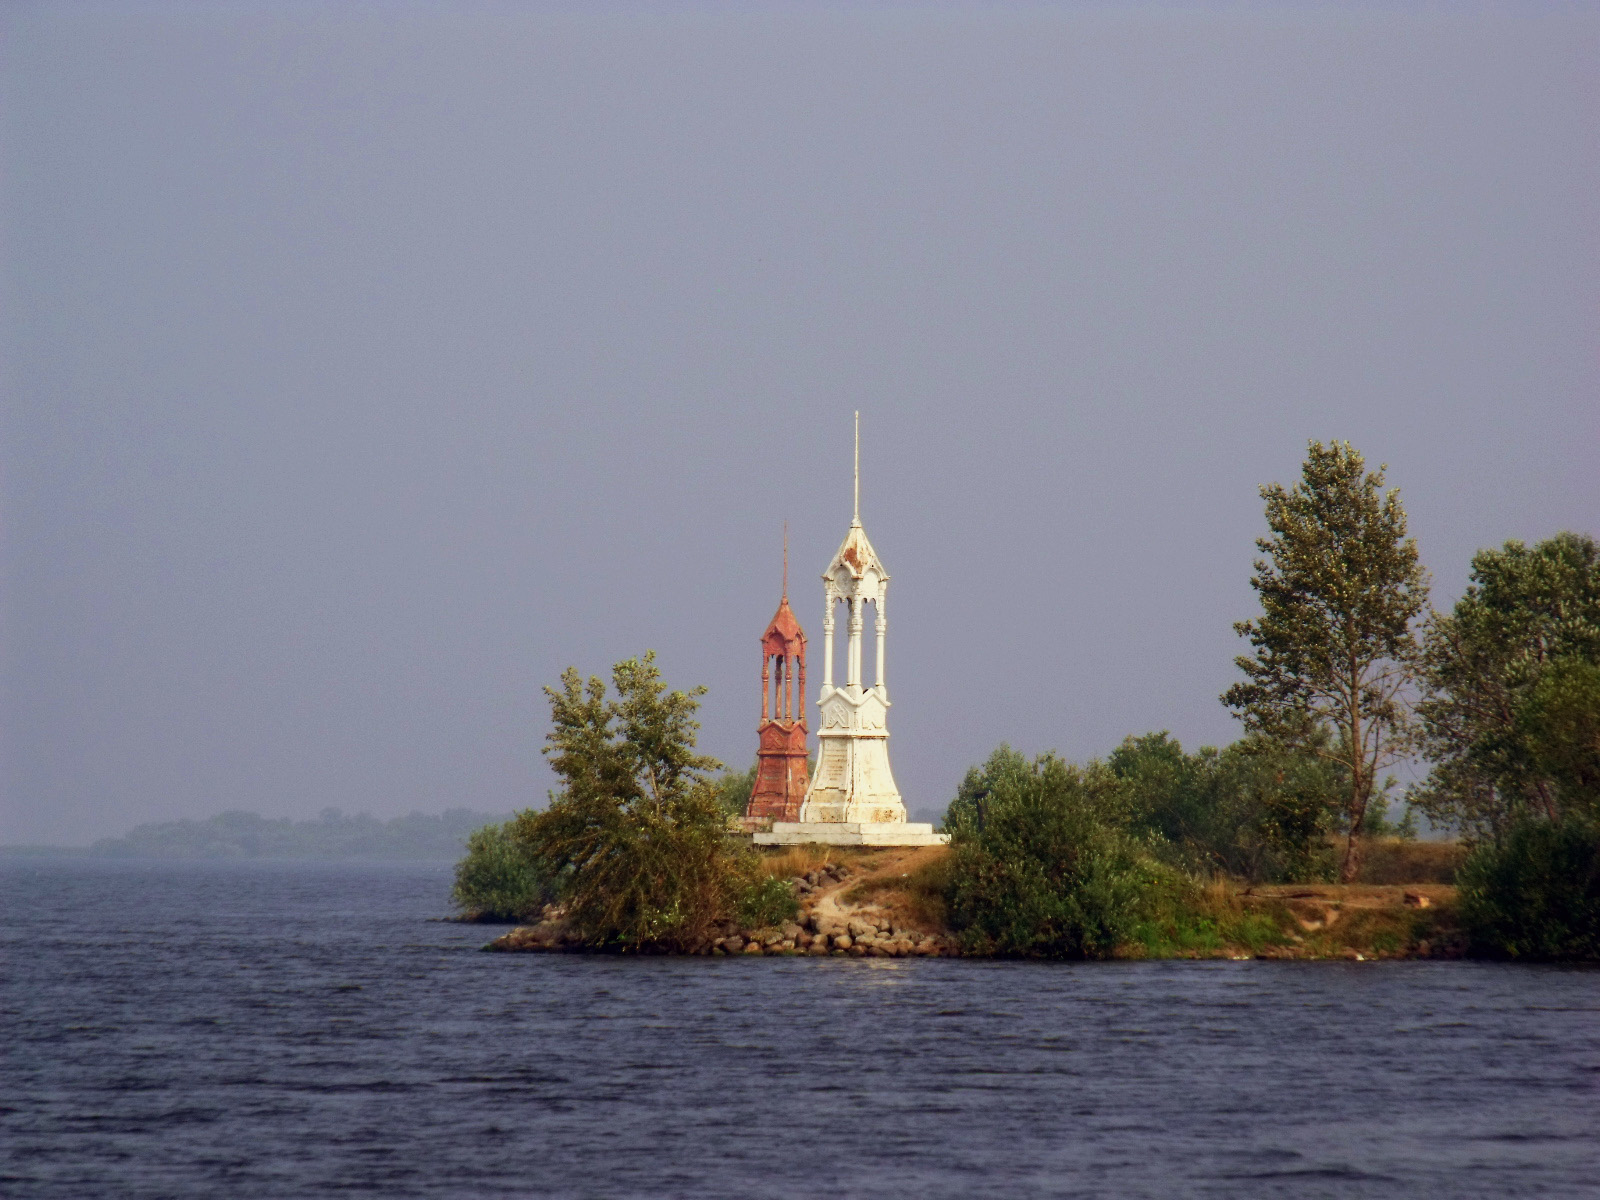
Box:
1413;533;1600;837
1107;732;1209;852
1223;441;1429;881
513;652;758;951
1217;737;1344;880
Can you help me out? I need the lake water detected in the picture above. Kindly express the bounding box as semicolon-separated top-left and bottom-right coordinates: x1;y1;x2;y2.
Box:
3;860;1597;1199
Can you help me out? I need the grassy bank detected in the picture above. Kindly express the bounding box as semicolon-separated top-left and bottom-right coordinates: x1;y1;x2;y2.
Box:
487;837;1470;959
758;842;1465;961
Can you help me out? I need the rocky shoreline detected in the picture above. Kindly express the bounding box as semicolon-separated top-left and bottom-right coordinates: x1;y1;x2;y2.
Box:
486;860;960;957
487;910;961;957
481;850;1468;961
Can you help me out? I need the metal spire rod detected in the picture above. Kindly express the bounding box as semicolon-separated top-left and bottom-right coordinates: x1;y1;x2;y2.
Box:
782;520;788;601
853;410;860;525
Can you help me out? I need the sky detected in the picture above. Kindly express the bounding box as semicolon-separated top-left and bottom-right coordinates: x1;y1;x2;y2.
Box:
2;2;1596;844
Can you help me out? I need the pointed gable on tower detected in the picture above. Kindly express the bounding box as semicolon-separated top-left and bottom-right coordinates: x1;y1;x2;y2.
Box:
827;521;886;587
762;594;805;655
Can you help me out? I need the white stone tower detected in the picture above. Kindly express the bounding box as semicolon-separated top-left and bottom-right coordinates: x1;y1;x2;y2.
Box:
756;414;944;847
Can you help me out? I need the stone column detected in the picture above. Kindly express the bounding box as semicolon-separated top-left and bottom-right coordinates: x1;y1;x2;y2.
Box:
847;595;863;689
761;655;770;721
875;596;887;690
821;593;835;690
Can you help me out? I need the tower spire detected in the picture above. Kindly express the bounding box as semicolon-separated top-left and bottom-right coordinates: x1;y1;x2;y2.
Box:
782;521;788;602
853;410;860;526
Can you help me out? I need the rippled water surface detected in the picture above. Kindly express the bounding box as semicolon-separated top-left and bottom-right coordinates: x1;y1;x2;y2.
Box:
3;860;1597;1199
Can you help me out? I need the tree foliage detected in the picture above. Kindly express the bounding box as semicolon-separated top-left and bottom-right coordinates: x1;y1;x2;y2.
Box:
713;764;759;818
1413;533;1600;838
513;652;762;951
1108;731;1342;883
1223;440;1429;880
1519;659;1600;811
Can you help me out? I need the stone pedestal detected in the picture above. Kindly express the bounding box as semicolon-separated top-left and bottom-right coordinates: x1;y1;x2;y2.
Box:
753;821;948;847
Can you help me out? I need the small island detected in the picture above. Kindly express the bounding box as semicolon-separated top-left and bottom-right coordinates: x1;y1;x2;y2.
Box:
486;841;1465;961
459;438;1600;964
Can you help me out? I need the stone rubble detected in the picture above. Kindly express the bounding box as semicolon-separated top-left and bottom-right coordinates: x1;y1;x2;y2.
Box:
486;861;963;958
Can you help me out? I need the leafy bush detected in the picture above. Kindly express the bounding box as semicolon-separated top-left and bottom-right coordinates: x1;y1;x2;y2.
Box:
451;821;552;921
945;748;1163;959
944;743;1033;833
514;653;752;952
734;871;799;928
525;785;737;949
1458;819;1600;960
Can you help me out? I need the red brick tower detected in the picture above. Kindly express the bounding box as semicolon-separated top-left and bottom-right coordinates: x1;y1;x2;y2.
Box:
746;534;809;824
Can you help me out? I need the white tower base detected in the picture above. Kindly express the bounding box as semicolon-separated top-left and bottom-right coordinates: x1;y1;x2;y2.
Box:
754;821;948;847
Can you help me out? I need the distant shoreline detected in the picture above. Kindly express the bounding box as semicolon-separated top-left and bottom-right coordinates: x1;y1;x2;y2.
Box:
0;847;465;863
3;808;510;863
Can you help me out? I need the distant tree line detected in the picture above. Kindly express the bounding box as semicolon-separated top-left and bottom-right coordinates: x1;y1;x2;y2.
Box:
88;808;510;860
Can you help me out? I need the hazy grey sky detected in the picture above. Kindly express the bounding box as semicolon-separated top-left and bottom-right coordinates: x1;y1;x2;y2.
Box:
3;3;1596;844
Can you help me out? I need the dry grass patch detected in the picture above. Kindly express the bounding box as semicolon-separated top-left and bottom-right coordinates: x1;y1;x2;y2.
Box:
757;844;878;879
1354;838;1464;884
1250;882;1456;908
838;846;952;931
1239;882;1462;957
1295;901;1456;957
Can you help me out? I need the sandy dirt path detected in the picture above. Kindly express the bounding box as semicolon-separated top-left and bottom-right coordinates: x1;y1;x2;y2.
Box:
802;845;944;926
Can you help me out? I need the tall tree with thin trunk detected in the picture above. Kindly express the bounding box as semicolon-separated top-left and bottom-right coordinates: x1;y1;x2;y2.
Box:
1223;441;1429;881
